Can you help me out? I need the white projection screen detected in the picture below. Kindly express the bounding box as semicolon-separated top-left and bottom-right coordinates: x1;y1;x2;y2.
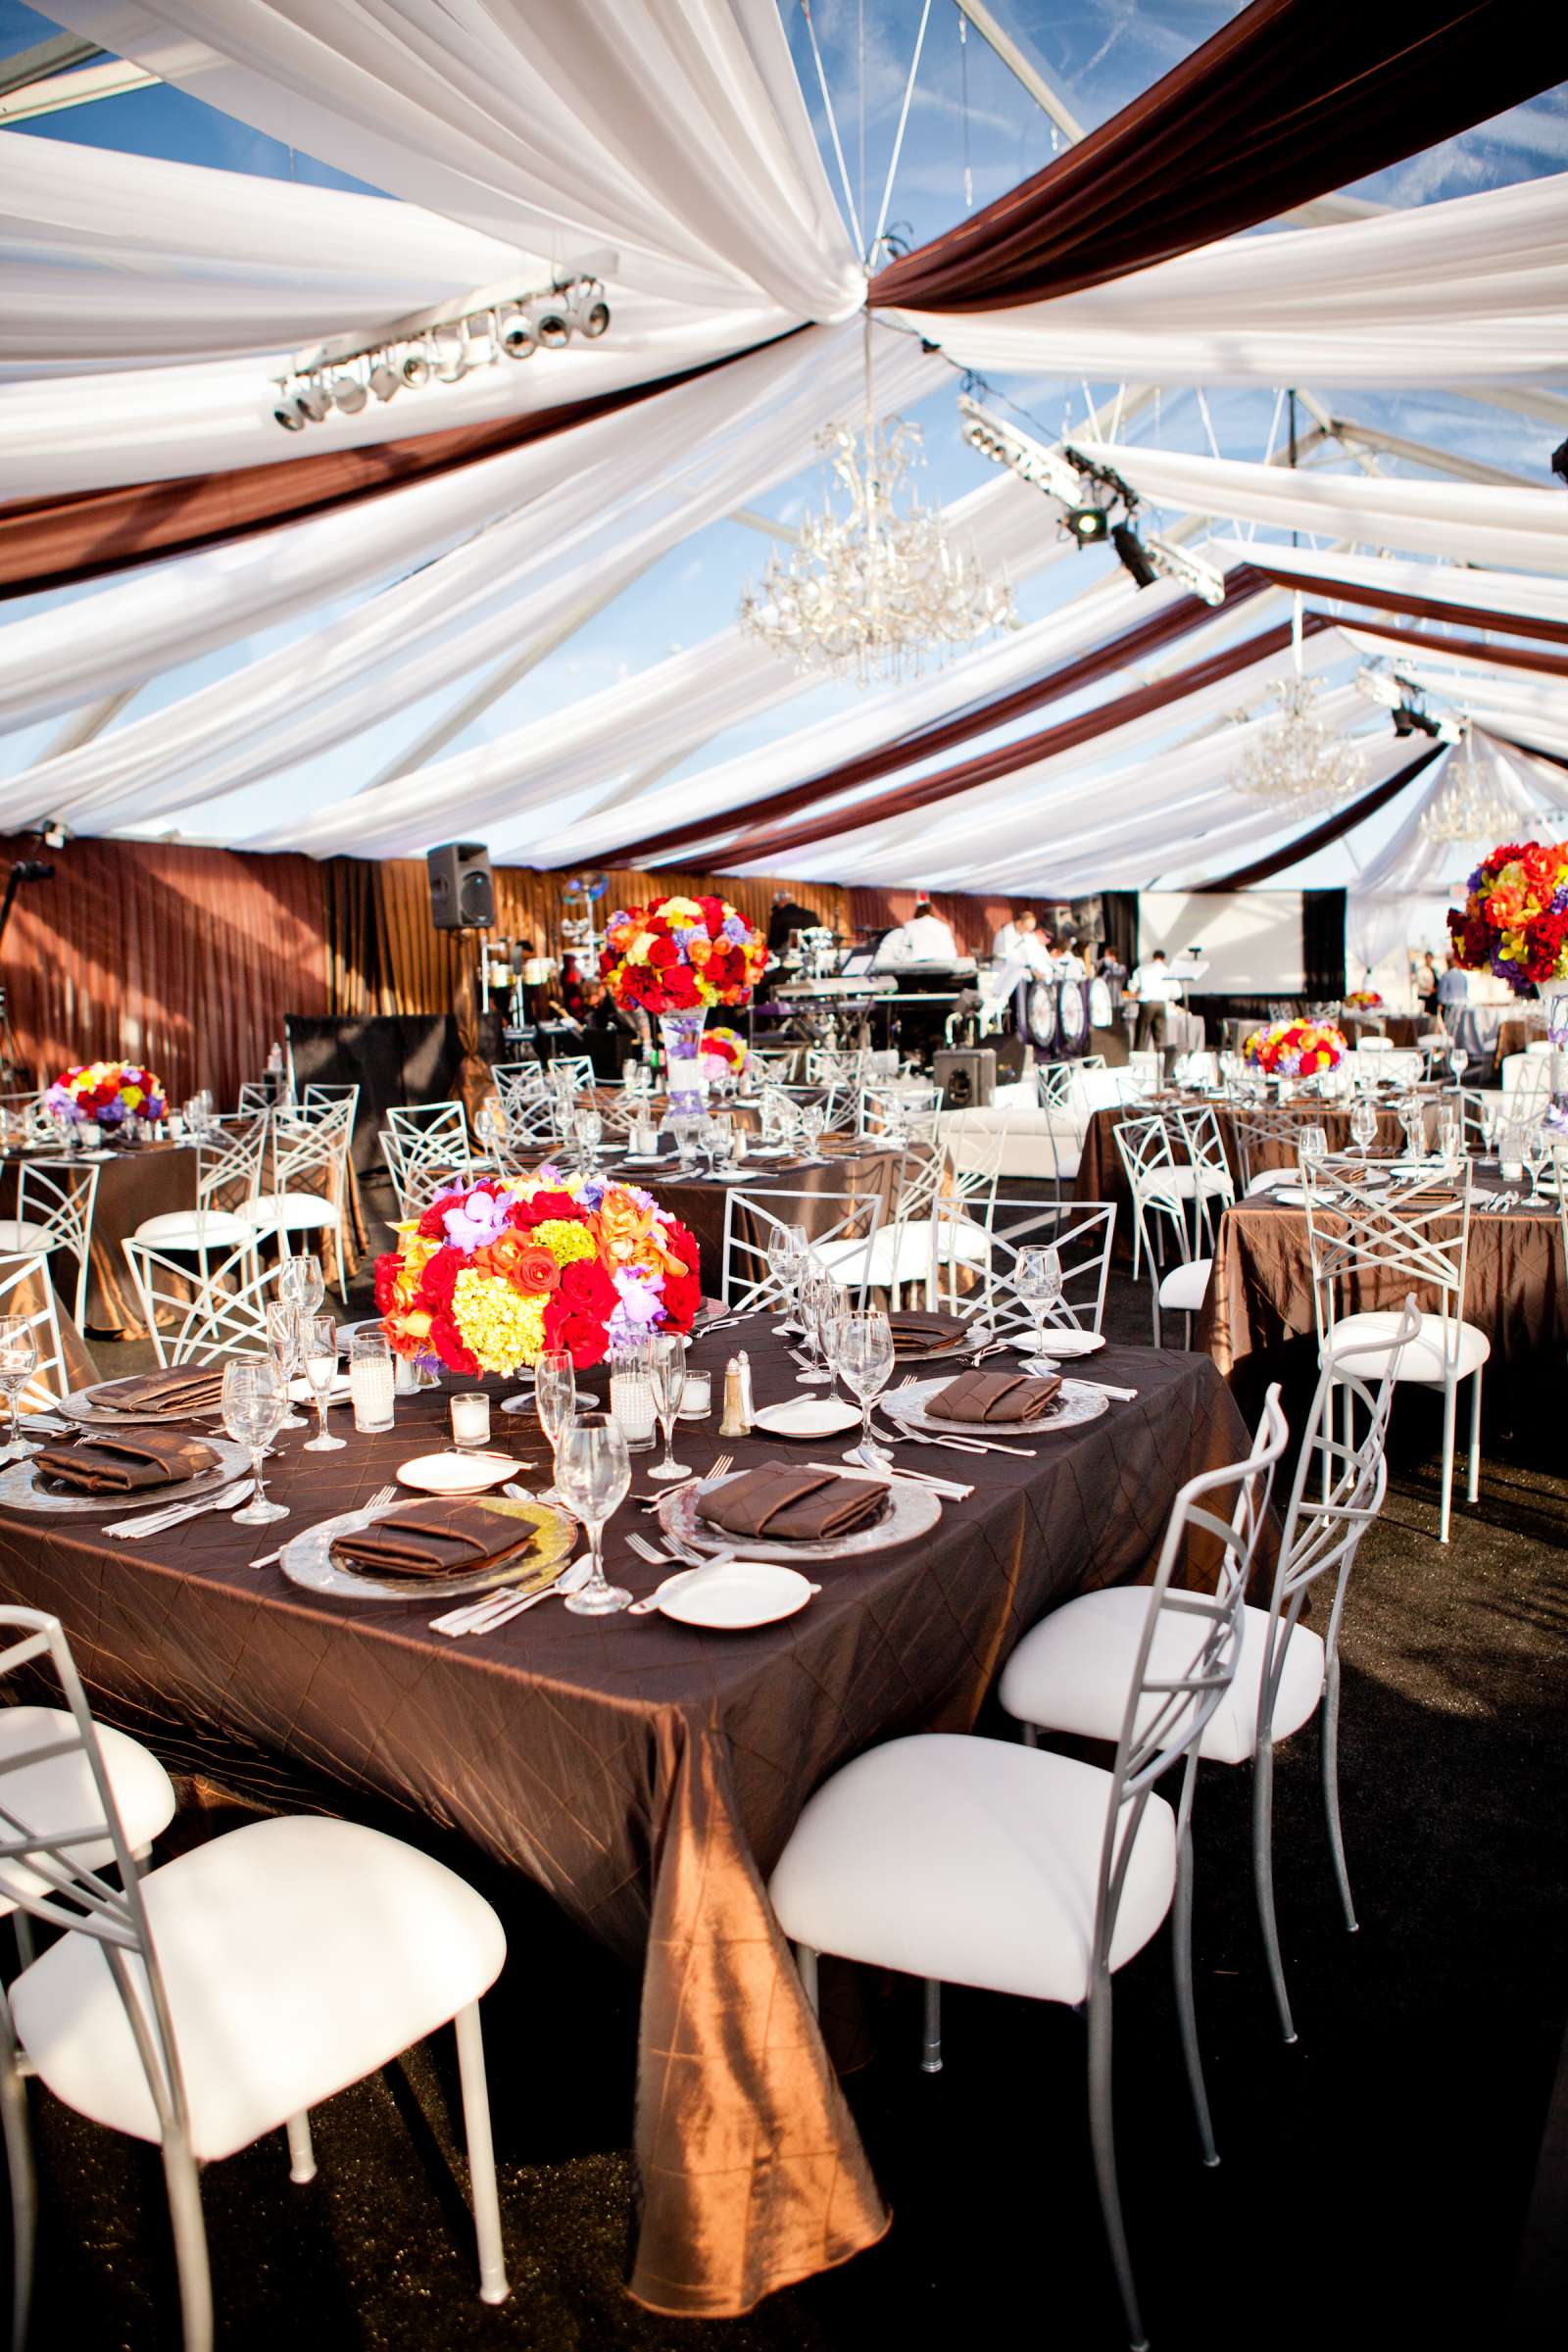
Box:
1138;892;1304;992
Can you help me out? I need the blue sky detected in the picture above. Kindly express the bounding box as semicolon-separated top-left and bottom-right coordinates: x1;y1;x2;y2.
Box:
1;0;1565;886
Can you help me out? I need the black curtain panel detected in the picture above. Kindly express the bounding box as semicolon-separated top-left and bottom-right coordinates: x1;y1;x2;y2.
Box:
1301;891;1348;1004
1100;891;1140;974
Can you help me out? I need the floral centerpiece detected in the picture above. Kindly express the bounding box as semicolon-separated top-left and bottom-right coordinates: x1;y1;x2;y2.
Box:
698;1025;750;1082
45;1059;167;1128
375;1166;702;1376
600;892;766;1109
1242;1019;1348;1078
1344;990;1383;1010
1446;839;1568;996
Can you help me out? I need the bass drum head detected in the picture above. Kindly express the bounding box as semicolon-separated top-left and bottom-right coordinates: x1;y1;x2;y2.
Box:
1059;983;1088;1047
1025;979;1058;1052
1089;978;1113;1030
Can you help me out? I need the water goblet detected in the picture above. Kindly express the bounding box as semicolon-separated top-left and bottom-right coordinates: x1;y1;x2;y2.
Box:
278;1252;324;1320
556;1414;632;1617
838;1310;895;1467
221;1359;289;1526
265;1301;309;1430
672;1115;701;1173
1298;1123;1329;1184
1349;1098;1379;1161
796;1266;837;1385
0;1316;38;1462
802;1104;826;1162
302;1315;345;1451
534;1346;577;1507
1012;1245;1063;1373
647;1332;690;1481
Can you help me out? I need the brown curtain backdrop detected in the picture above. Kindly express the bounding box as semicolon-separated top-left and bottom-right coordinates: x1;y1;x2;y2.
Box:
868;0;1552;314
708;614;1337;874
0;338;794;603
0;836;327;1106
605;570;1267;872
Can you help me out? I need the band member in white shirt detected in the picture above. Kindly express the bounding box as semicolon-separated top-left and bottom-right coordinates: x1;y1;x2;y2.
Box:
1054;936;1088;980
1126;947;1181;1052
992;908;1050;970
873;898;960;968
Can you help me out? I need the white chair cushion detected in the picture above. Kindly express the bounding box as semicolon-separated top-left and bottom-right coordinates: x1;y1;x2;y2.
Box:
768;1733;1174;2008
0;1218;49;1251
1244;1168;1298;1197
1324;1308;1490;1384
0;1708;176;1919
999;1590;1324;1769
237;1191;342;1231
11;1815;506;2162
1158;1258;1211;1311
131;1210;253;1249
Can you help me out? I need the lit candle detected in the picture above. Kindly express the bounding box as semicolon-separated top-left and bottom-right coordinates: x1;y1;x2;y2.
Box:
610;1369;656;1451
678;1369;711;1420
450;1392;491;1449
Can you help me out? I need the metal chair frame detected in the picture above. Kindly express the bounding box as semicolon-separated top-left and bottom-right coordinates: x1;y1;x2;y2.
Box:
970;1195;1118;1342
720;1186;885;1314
0;1161;101;1329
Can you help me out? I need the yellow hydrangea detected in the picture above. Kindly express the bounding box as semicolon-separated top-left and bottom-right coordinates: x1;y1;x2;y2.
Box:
451;1269;549;1375
532;1218;597;1267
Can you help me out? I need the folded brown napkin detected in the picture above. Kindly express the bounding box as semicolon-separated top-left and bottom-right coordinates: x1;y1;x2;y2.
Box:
699;1465;886;1543
329;1497;539;1582
928;1368;1062;1425
34;1429;219;1494
85;1367;226;1416
888;1308;972;1355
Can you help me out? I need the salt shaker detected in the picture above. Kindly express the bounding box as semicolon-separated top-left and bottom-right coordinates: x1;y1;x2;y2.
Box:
718;1354;753;1437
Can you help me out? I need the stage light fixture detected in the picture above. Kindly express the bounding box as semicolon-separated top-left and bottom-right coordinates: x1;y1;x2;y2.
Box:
295;379;332;424
569;279;611;338
956;394;1087;510
368;356;401;401
1142;532;1226;607
531;294;572;350
1552;434;1567;486
1111;520;1158;589
1065;502;1111;546
400;342;434;388
271;396;307;431
328;370;367;415
499;306;536;360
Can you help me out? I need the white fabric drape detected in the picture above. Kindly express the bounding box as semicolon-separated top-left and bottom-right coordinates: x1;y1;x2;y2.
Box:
1242;547;1568;634
0;130;542;372
0;324;944;836
46;0;862;321
1350;732;1557;898
1073;444;1568;577
896;174;1568;390
247;475;1086;857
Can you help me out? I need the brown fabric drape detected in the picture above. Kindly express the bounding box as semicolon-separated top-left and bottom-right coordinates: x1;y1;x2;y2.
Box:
1203;743;1445;891
1250;564;1568;650
868;0;1555;315
0;339;793;603
1331;618;1568;684
708;614;1337;875
605;570;1267;872
0;836;327;1106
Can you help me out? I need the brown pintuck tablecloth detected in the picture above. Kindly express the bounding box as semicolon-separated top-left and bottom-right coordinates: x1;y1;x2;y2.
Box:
621;1139;903;1297
1199;1188;1566;1428
0;1320;1252;2319
0;1142;196;1338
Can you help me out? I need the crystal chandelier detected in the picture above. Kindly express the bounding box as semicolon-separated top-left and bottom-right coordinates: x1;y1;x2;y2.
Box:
738;320;1016;687
1420;725;1516;844
1236;598;1366;813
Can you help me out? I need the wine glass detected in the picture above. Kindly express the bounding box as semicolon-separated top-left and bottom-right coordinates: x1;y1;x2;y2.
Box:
473;1099;504;1162
647;1332;690;1481
767;1224;808;1332
0;1316;38;1462
265;1301;309;1430
278;1252;324;1320
302;1315;344;1452
1522;1122;1549;1200
221;1359;289;1526
575;1107;603;1171
797;1265;837;1386
1012;1245;1063;1373
534;1347;576;1507
1298;1123;1329;1185
1436;1108;1462;1166
555;1413;632;1616
838;1309;895;1466
1398;1091;1425;1161
1349;1098;1379;1161
671;1115;701;1172
802;1103;826;1162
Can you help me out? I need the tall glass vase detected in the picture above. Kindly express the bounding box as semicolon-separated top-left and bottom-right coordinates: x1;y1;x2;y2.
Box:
660;1008;709;1115
1544;984;1568;1131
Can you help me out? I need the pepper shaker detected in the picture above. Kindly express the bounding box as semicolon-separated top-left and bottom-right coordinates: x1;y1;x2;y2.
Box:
718;1353;753;1438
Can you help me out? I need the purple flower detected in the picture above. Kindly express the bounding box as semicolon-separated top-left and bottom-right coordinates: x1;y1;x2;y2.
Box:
43;1082;81;1123
720;913;752;945
441;1187;512;1252
576;1176;609;1211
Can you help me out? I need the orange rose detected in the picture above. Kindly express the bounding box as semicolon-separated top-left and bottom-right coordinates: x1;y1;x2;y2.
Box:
512;1244;562;1296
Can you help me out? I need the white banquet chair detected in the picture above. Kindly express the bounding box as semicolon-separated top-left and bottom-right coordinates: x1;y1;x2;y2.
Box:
0;1705;174;1973
127;1116;267;1303
120;1239;283;1366
0;1250;72;1423
1113;1114;1214;1345
1001;1310;1416;2044
0;1607;511;2352
963;1195;1118;1343
235;1107;354;1302
720;1187;884;1313
1228;1101;1306;1197
769;1392;1288;2352
1304;1158;1486;1544
0;1160;100;1329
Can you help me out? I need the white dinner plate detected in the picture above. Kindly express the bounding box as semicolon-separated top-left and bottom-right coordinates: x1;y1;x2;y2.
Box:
620;1153;666;1166
1028;1328;1105;1358
395;1450;519;1494
754;1396;861;1440
656;1558;819;1629
744;1143;793;1159
891;1374;1110;1438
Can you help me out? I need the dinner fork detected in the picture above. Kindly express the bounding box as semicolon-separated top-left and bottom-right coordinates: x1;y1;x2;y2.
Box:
637;1452;732;1508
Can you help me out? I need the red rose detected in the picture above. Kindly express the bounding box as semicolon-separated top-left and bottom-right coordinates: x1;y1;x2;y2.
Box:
558;1256;618;1320
661;963;701;1009
543;1298;609;1368
427;1308;480;1379
647;935;678;969
700;895;725;937
512;1244;561;1296
418;1246;462;1310
372;1252;401;1313
416;1191;470;1240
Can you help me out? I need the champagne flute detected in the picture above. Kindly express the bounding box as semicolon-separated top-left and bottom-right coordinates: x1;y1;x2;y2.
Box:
555;1414;632;1616
647;1331;690;1481
839;1309;895;1467
0;1316;38;1462
818;1279;851;1401
265;1301;309;1430
1013;1245;1064;1373
1398;1091;1425;1161
302;1315;344;1451
576;1106;602;1172
221;1359;289;1525
534;1347;576;1507
797;1267;835;1385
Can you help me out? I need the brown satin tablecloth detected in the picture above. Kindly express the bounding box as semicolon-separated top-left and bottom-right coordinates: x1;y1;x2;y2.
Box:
0;1322;1251;2318
0;1141;196;1339
1199;1188;1565;1426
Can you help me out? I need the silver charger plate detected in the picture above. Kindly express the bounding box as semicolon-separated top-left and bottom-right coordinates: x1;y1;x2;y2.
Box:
58;1386;225;1429
278;1496;578;1602
0;1433;250;1513
890;1374;1109;1438
658;1465;942;1564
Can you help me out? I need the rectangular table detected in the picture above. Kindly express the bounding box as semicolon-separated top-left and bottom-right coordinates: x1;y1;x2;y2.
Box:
0;1323;1252;2317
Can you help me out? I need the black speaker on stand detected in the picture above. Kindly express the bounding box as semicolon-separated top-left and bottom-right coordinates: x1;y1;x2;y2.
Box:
426;841;495;930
